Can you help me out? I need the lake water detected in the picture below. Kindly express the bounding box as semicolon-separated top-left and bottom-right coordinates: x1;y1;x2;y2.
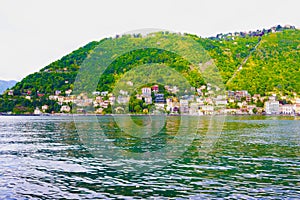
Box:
0;115;299;199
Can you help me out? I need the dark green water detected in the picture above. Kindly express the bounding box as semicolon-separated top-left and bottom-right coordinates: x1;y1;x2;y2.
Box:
0;115;299;199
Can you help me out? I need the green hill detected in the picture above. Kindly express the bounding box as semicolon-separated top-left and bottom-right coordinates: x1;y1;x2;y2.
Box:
226;29;300;95
1;26;299;113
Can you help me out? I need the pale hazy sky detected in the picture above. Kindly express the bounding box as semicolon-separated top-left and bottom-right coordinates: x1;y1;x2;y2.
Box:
0;0;299;81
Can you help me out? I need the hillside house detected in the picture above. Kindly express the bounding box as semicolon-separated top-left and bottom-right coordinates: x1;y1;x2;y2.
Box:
60;105;71;113
55;90;61;96
152;85;159;93
142;87;151;97
8;90;14;96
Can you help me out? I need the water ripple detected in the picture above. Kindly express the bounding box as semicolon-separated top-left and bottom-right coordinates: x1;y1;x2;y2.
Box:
0;116;299;199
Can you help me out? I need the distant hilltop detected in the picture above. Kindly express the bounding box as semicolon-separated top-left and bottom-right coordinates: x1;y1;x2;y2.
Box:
209;24;297;40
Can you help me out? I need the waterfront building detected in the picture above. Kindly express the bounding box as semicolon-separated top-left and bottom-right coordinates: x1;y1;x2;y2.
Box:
280;104;294;115
265;100;280;115
34;107;42;115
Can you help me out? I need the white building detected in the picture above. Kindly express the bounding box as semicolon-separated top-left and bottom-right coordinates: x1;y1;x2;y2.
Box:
169;86;179;94
268;95;276;101
144;96;152;105
42;105;49;112
34;107;42;115
100;101;110;109
180;99;189;114
280;104;294;115
136;94;143;100
95;107;104;114
126;81;133;86
247;105;257;114
8;90;14;96
154;103;165;111
49;95;58;101
189;103;200;115
215;100;227;106
65;89;72;96
196;97;204;105
55;90;61;95
166;98;173;107
60;105;71;113
265;100;279;115
142;87;151;97
57;96;64;103
95;96;103;102
201;105;214;115
117;96;130;104
119;90;128;96
92;91;101;95
109;96;116;105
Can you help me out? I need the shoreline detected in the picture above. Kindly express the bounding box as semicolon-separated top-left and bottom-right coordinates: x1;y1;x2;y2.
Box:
1;113;299;117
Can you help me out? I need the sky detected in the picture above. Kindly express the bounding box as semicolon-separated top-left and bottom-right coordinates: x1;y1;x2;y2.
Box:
0;0;299;81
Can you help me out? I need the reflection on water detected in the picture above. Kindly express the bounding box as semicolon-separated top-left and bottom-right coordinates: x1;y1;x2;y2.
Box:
0;116;299;199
